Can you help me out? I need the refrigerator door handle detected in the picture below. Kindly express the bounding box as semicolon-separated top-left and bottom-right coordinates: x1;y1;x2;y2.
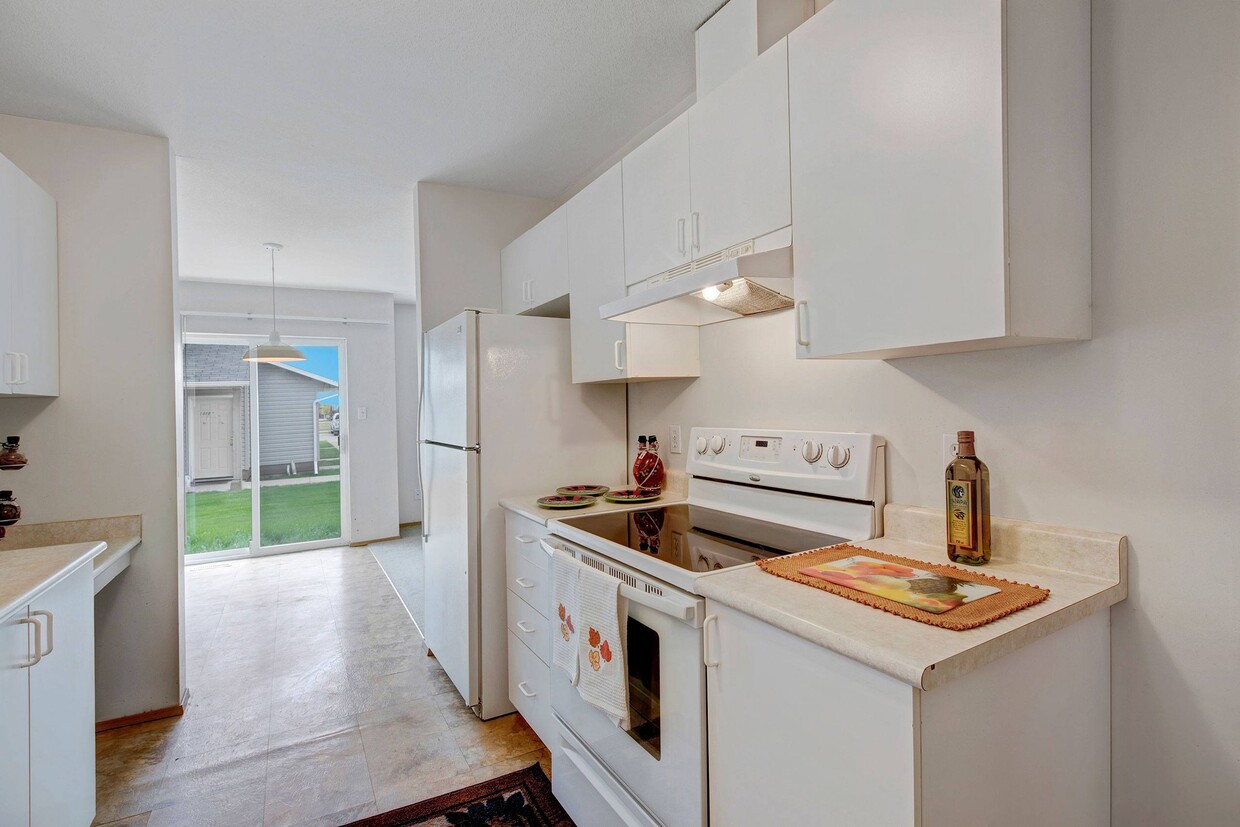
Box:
419;330;430;541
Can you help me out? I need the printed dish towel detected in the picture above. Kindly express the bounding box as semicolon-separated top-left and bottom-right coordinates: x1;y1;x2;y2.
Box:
551;549;581;686
575;562;630;730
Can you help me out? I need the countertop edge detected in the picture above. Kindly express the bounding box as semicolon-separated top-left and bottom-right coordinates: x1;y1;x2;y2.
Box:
1;541;107;618
93;536;142;595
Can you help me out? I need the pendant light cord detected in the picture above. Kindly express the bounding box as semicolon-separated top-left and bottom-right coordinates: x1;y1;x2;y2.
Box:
270;245;278;327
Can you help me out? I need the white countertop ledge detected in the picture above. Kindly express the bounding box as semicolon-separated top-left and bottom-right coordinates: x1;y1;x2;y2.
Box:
0;541;107;618
695;504;1127;691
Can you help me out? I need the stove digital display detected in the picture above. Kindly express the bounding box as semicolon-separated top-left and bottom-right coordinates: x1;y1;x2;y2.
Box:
739;435;782;462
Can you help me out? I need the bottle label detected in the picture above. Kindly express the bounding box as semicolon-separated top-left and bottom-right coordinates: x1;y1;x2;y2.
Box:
947;480;975;549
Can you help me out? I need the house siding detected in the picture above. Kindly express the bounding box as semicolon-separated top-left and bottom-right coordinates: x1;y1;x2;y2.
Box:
257;362;328;473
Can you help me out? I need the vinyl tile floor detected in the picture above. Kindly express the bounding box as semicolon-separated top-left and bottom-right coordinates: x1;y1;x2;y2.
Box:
93;538;549;827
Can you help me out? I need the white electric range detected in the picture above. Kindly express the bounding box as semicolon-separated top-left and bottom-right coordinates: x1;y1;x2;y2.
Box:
541;427;886;827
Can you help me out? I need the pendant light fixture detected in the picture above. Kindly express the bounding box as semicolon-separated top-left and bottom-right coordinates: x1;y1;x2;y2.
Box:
242;242;306;363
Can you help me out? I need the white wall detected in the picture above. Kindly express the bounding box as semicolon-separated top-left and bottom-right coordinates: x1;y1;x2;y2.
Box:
628;2;1240;821
179;280;400;544
394;302;422;524
0;114;181;721
415;182;554;332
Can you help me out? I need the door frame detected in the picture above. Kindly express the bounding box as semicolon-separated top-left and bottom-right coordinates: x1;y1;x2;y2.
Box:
183;333;351;565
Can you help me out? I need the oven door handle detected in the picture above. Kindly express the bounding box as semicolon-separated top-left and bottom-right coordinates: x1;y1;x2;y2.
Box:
540;539;700;625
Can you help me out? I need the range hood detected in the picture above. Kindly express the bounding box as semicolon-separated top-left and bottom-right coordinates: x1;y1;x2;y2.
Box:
600;228;794;326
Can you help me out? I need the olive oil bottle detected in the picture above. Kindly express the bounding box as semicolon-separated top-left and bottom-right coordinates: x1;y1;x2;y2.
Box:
945;430;991;565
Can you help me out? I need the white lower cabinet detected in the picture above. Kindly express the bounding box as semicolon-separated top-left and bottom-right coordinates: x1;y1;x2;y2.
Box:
705;600;1110;827
0;562;95;827
504;511;556;747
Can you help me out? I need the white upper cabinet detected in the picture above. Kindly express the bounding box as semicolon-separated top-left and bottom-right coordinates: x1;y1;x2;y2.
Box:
567;164;699;384
688;36;792;258
790;0;1091;360
622;39;793;288
501;205;569;316
622;112;693;286
0;151;59;396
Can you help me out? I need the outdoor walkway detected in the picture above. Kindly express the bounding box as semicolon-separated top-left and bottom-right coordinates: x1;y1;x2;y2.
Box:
93;543;548;827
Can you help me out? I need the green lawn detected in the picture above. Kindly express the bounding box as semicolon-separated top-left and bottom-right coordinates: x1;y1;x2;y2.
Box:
319;439;340;460
185;480;341;554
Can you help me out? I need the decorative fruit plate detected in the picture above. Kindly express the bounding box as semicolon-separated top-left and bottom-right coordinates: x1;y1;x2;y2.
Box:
556;485;610;496
603;488;661;504
537;494;598;510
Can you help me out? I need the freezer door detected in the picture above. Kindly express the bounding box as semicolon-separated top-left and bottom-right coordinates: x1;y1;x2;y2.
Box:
420;441;481;707
422;311;477;448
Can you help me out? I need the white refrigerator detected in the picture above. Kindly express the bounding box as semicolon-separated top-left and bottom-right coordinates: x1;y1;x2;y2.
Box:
419;310;627;719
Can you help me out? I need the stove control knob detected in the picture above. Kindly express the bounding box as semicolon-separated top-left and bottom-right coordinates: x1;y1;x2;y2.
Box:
826;444;851;469
695;436;708;455
709;435;727;454
801;440;824;464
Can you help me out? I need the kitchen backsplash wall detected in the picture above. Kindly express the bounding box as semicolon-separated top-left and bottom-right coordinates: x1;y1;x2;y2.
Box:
629;2;1240;822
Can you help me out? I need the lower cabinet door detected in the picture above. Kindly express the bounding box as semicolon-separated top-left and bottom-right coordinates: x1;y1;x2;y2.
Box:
29;563;95;827
508;629;552;746
0;606;31;827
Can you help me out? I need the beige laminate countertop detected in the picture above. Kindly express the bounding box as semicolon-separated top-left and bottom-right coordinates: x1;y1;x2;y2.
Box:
695;504;1127;691
501;489;686;527
0;541;106;618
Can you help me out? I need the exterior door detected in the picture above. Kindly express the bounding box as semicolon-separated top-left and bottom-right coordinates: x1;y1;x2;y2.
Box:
191;395;235;481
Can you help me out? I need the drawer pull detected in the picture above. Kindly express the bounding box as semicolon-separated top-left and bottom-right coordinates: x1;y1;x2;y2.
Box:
515;535;538;544
516;620;536;634
517;681;537;698
514;577;535;589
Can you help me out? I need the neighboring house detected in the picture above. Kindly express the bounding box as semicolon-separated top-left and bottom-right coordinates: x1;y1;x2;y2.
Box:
184;344;338;483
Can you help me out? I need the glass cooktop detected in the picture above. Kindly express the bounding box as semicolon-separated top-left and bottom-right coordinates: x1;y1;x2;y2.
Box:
555;504;845;574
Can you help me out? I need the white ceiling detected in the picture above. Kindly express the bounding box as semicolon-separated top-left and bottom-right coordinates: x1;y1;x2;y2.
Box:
0;0;722;301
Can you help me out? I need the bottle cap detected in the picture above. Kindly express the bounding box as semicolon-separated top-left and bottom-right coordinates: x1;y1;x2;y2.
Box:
637;435;647;442
0;491;12;499
956;430;975;443
5;436;18;444
649;435;658;442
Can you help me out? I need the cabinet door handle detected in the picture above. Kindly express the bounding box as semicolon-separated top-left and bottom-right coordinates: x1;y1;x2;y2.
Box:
691;211;701;252
677;217;686;255
514;577;535;589
20;353;29;385
517;681;537;698
515;535;538;544
703;614;720;668
3;353;17;384
30;609;53;656
516;620;536;634
613;339;625;372
17;616;42;668
795;300;811;347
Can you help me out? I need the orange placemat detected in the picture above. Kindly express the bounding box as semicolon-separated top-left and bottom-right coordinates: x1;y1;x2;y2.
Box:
756;544;1050;631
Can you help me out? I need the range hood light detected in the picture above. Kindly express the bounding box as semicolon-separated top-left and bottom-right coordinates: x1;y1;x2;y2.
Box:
701;281;732;302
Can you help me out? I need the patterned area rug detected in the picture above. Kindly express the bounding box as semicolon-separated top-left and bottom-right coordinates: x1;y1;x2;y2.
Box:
343;764;574;826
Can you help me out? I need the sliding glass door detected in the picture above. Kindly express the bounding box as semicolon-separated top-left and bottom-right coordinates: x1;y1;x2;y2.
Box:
183;336;349;562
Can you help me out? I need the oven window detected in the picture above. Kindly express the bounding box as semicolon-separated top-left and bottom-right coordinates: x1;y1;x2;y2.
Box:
626;616;661;760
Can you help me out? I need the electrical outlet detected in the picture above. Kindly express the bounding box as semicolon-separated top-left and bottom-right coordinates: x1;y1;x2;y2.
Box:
358;406;368;421
669;425;683;454
942;433;959;466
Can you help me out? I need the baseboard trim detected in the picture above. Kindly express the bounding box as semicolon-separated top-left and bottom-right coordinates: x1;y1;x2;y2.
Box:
351;535;401;547
96;702;185;733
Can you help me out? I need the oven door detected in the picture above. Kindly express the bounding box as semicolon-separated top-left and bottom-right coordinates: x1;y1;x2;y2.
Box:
543;537;708;827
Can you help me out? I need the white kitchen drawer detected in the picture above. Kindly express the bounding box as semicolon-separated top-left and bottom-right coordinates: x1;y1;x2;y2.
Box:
507;590;551;667
508;630;554;747
506;512;551;574
508;550;551;620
